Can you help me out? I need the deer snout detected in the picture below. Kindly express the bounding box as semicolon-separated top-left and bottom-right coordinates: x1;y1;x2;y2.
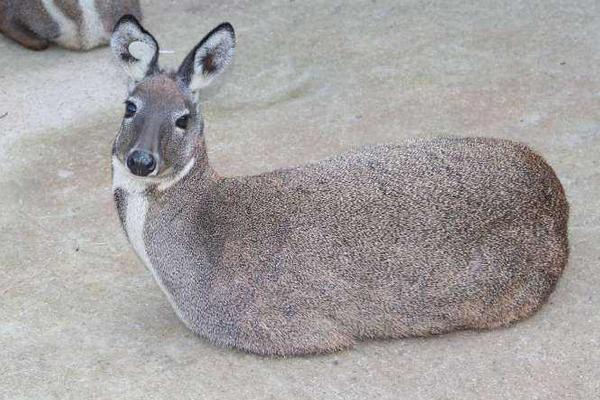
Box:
127;150;157;177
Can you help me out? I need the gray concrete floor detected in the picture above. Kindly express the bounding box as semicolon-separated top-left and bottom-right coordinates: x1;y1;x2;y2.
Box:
1;0;599;398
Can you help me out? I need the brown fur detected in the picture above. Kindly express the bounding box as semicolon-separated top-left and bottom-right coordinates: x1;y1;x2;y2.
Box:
110;18;569;356
0;0;55;50
142;134;568;355
0;0;141;50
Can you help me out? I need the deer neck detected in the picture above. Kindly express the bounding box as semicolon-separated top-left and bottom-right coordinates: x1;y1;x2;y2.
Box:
112;154;221;327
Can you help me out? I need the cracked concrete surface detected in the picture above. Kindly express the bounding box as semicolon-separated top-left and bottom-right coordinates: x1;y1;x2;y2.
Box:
1;0;599;399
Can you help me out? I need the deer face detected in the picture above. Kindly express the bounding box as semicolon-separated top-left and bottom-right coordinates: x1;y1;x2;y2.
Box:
110;16;235;178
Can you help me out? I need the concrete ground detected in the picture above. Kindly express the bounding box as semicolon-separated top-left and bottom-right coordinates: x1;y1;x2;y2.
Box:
1;0;599;398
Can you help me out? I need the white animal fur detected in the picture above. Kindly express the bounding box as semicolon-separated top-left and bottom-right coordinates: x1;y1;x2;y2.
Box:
40;0;110;49
41;0;79;49
129;41;155;62
112;156;196;326
111;19;157;81
158;157;196;192
78;0;109;49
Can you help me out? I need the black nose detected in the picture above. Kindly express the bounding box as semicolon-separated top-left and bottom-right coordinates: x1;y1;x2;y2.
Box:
126;150;156;177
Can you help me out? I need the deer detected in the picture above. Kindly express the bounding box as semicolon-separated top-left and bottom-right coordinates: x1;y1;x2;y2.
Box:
109;15;569;356
0;0;141;50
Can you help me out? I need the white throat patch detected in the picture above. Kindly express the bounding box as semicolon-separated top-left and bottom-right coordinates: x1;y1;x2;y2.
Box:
111;157;153;270
112;156;195;324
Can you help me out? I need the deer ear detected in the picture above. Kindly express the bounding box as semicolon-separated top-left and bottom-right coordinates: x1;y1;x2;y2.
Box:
111;15;159;82
177;23;235;92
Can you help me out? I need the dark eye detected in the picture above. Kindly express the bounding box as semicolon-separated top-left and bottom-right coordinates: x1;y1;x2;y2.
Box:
176;114;190;130
124;101;137;118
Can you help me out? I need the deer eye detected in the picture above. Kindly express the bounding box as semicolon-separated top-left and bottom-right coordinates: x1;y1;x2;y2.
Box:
176;114;189;130
124;101;137;118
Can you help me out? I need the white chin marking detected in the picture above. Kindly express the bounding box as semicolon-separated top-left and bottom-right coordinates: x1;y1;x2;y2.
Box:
112;156;191;327
111;156;150;193
112;156;196;193
158;158;196;192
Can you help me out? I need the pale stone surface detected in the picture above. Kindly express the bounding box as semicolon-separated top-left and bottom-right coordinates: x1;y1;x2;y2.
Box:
1;0;599;398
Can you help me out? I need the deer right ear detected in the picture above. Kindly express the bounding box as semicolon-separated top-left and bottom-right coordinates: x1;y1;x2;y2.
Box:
111;15;159;82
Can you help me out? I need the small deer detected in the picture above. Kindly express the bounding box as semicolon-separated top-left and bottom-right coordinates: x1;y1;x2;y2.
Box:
0;0;141;50
110;16;569;356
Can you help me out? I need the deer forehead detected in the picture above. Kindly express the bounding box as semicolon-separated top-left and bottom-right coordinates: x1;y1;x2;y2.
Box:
132;75;189;110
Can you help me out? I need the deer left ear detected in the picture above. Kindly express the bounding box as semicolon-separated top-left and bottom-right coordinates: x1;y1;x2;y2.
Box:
111;15;160;82
177;23;235;92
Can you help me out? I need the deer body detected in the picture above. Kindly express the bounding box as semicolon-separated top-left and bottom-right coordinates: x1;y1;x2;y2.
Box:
109;17;569;356
0;0;141;50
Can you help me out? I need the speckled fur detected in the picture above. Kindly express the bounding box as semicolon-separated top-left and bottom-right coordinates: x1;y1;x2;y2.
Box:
0;0;141;50
110;18;569;356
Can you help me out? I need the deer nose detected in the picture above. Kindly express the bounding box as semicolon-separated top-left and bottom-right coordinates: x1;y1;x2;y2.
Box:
127;150;156;177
